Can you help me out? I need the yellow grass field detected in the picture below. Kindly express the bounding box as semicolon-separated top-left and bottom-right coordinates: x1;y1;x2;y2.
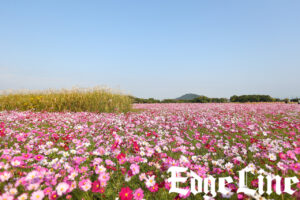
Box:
0;87;132;113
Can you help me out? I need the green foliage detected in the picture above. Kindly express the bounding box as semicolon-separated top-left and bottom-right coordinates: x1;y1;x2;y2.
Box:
129;96;161;103
290;98;300;103
283;98;290;104
230;95;275;102
161;99;180;103
130;96;229;104
0;87;132;113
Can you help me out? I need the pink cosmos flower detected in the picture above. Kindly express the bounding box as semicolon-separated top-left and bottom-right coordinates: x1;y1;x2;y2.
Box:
105;159;115;166
290;163;300;171
73;157;86;165
49;192;58;200
30;190;44;200
111;141;119;151
117;153;127;164
0;171;12;182
79;179;91;191
69;181;77;191
237;193;245;200
79;166;88;173
133;188;144;200
119;158;126;164
11;157;23;167
139;173;146;181
22;153;33;160
295;147;300;154
289;131;296;136
148;183;159;192
164;181;171;190
95;165;106;174
93;158;103;165
99;180;108;188
130;164;140;175
43;187;53;195
0;193;14;200
287;150;296;160
34;155;44;161
279;152;287;160
98;172;110;183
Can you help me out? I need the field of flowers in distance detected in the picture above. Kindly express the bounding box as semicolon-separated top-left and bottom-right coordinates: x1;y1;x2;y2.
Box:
0;103;299;200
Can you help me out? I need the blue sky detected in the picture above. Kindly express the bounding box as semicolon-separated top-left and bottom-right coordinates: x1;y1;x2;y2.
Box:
0;0;299;99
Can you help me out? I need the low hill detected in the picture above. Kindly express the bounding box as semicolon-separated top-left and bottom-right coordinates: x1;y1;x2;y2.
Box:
176;93;200;100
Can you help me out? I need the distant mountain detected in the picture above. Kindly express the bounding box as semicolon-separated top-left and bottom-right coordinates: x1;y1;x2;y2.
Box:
176;93;200;100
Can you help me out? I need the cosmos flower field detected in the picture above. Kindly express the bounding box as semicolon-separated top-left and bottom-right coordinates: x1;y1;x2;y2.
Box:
0;103;299;200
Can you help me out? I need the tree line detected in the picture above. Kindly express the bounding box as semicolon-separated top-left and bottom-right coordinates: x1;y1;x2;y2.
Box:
130;95;300;103
130;96;228;103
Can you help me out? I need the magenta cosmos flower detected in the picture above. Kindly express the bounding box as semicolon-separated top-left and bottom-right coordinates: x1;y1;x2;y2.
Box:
91;180;105;193
119;187;133;200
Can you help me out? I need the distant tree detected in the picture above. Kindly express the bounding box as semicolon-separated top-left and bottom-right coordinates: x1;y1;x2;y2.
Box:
284;98;290;104
129;96;161;103
230;95;274;102
230;95;238;102
191;95;210;103
161;99;178;103
210;98;228;103
132;95;229;104
291;98;300;103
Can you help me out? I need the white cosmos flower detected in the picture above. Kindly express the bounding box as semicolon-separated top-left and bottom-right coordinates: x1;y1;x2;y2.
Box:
56;182;69;196
9;188;18;195
125;174;131;182
269;153;277;161
225;162;233;170
70;150;76;154
145;175;156;187
18;193;28;200
95;165;106;174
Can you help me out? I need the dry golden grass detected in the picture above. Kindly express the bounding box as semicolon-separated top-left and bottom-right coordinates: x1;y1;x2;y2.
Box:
0;87;132;113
